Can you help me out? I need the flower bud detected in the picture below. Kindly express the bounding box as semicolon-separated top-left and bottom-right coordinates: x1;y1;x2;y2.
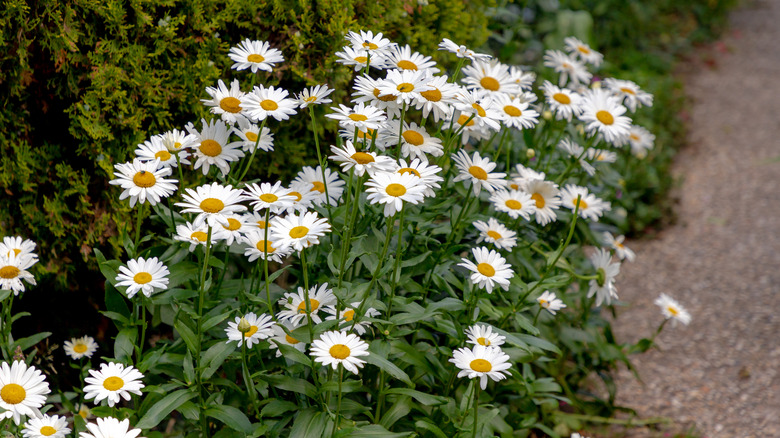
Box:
237;317;252;334
526;148;536;159
542;110;552;120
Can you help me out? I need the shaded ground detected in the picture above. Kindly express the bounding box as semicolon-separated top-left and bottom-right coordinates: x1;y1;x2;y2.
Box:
609;1;780;437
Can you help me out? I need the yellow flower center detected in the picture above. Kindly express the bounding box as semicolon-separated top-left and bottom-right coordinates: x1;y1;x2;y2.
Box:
397;60;418;70
199;198;225;213
191;231;208;242
357;128;377;140
471;103;486;117
539;299;548;307
0;383;26;404
362;42;379;50
102;376;124;391
503;105;522;117
351;152;374;164
372;88;397;102
133;171;156;188
260;100;279;111
577;46;591;55
311;181;326;193
509;183;519;190
304;96;318;103
396;82;414;93
219;96;242;113
343;309;355;322
468;166;488;180
469;358;492;372
154;150;172;161
133;272;152;284
247;54;265;63
260;193;278;203
285;334;300;344
667;306;679;316
486;230;502;240
289;226;309;239
297;299;320;313
505;199;522;210
245;326;258;337
348;113;368;122
73;343;88;353
630;133;640;141
224;218;241;231
421;88;442;102
572;198;589;210
476;337;490;346
245;131;258;142
385;183;407;197
354;56;368;64
553;93;571;104
0;266;20;279
200;139;222;157
596;110;614;125
402;130;424;146
256;220;267;229
620;87;636;95
173;142;182;150
255;240;276;253
329;344;351;359
480;77;500;91
477;262;495;277
398;167;421;177
288;191;302;202
531;193;546;208
457;114;475;127
40;426;57;436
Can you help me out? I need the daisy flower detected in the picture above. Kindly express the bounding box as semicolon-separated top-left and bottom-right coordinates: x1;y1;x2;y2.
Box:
346;30;393;54
174;222;218;252
270;211;331;252
394;158;443;198
525;179;562;226
381;121;443;161
382;44;439;73
335;46;384;71
323;302;380;335
292;166;346;206
0;361;50;425
228;39;284;73
563;36;603;66
458;247;513;294
277;283;336;325
243;85;298;122
329;140;395;177
447;111;492;145
603;232;636;262
310;330;370;375
559;184;611;221
83;363;144;407
541;80;582;121
537;291;566;315
626;125;655;158
201;78;247;124
492;93;540;130
225;312;275;348
216;213;250;245
243;181;296;214
454;90;502;131
176;182;247;229
452;150;506;196
511;163;547;185
463;59;520;95
654;294;692;326
234;117;274;152
376;69;432;106
351;74;401;119
450;345;512;390
543;49;592;87
22;414;71;438
365;171;427;217
242;211;277;232
134;135;190;168
602;78;653;112
63;336;99;360
109;159;178;207
186;118;244;176
269;320;307;357
586;148;617;167
588;248;620;306
159;128;198;153
489;189;535;221
508;66;536;92
473;217;517;250
0;236;37;261
296;84;334;108
578;88;632;145
283;181;318;214
326;102;387;132
465;324;505;347
438;38;492;61
414;74;460;122
115;257;169;299
0;253;37;295
79;417;143;438
558;138;595;176
240;229;291;263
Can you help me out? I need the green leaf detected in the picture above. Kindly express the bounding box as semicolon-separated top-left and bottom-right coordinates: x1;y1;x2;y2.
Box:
200;341;236;380
289;408;329;438
260;399;298;417
259;375;317;399
349;425;412;437
0;290;10;301
383;388;448;406
379;396;411;429
204;405;254;434
136;389;197;429
365;349;412;386
174;317;199;356
100;311;131;325
414;419;448;438
113;328;137;361
274;343;313;367
182;351;195;385
12;332;51;351
516;333;561;354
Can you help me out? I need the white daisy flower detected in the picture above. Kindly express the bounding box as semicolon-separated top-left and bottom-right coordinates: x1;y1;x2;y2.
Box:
458;247;513;294
240;229;291;263
376;69;432;106
159;128;198;153
234;117;274;153
83;363;144;407
450;345;512;390
602;78;653;112
277;283;336;325
174;222;219;252
175;182;247;229
446;111;492;145
0;361;50;425
603;232;636;262
541;80;582;122
491;93;540;130
79;417;143;438
558;138;595;176
559;184;610;221
63;336;98;360
489;189;535;221
563;36;603;66
323;302;380;336
588;248;620;306
225;312;274;348
310;330;370;375
115;257;169;299
216;213;250;245
508;66;536;92
186;118;244;177
0;253;37;295
586;148;617;167
228;39;284;73
243;181;296;214
627;125;655;159
335;46;384;71
351;74;401;119
329;140;395;177
134;135;190;168
463;59;520;95
0;236;37;262
525;179;562;226
394;158;443;198
292;166;346;207
543;49;592;87
654;294;692;326
465;324;505;347
243;85;298;122
537;291;566;315
326;102;387;132
438;38;492;61
346;30;393;54
283;182;318;214
511;163;547;185
473;217;517;250
269;320;307;357
296;84;334;108
452;150;507;196
22;414;71;438
109;159;178;207
414;74;460;122
381;121;443;161
365;171;427;217
270;211;331;252
578;88;632;145
242;211;277;232
454;90;502;132
201;79;247;124
382;44;439;73
339;125;384;147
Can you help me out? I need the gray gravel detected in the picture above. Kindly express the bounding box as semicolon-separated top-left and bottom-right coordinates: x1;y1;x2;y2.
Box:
609;1;780;437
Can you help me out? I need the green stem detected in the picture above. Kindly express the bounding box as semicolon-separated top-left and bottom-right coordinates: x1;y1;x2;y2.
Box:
263;209;273;314
175;153;185;189
309;108;333;218
137;297;147;362
472;384;480;438
396;103;407;159
386;206;406;316
236;119;267;184
196;226;213;438
301;248;314;342
532;307;543;326
241;333;257;407
350;214;395;330
133;202;145;257
331;366;344;437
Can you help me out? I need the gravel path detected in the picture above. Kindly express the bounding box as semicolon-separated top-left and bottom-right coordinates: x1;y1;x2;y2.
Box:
610;1;780;437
